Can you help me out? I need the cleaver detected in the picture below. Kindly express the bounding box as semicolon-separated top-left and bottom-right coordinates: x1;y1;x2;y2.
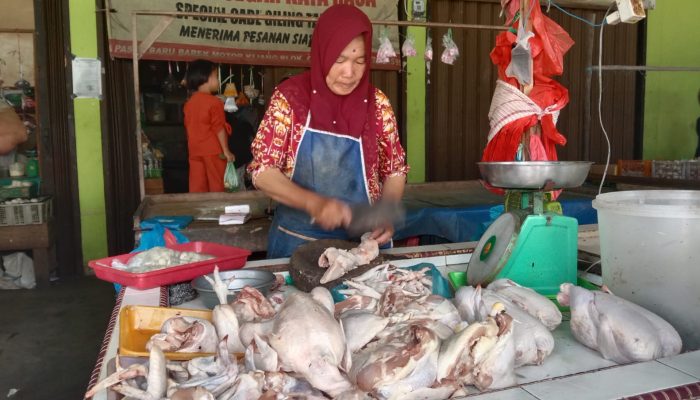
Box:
346;201;406;238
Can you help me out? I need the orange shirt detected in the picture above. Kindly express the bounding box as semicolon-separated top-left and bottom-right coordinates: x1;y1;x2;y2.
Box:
183;92;231;157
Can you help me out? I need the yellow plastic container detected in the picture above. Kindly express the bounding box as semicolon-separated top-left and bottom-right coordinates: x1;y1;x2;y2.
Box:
119;305;214;361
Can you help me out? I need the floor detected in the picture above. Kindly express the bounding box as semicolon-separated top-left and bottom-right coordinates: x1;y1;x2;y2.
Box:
0;276;116;400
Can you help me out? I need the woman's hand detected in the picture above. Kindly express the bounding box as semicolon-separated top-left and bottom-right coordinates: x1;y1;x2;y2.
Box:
307;196;352;231
223;150;235;162
369;225;394;245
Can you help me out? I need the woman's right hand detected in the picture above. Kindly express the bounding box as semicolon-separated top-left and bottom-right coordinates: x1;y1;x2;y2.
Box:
307;196;352;231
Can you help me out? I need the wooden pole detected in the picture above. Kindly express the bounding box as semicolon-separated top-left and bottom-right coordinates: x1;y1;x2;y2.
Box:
519;0;534;161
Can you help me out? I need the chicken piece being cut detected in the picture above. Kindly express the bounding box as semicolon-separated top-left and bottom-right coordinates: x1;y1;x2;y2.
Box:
204;266;245;353
319;233;379;284
232;286;276;323
557;283;682;363
454;286;554;367
239;287;353;397
487;279;562;330
350;320;440;399
146;316;218;353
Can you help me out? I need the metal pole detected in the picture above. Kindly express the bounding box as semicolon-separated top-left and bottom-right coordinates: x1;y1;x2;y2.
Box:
132;13;145;199
588;65;700;72
133;10;509;31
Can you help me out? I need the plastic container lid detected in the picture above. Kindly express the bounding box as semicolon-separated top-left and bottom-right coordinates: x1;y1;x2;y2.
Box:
592;190;700;218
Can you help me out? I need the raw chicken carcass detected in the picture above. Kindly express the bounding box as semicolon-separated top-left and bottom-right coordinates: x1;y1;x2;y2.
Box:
232;286;276;323
341;310;390;353
437;303;516;391
146;316;218;353
557;283;682;363
239;287;354;397
319;233;379;284
204;267;245;353
350;320;440;400
454;285;554;367
487;278;562;330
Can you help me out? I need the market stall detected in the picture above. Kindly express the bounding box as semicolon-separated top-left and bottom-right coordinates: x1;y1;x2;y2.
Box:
82;1;700;399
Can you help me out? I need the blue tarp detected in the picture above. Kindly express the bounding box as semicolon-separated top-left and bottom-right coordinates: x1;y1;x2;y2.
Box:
394;198;597;243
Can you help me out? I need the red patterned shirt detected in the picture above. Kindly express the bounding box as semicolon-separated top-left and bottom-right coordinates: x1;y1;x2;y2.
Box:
249;88;409;201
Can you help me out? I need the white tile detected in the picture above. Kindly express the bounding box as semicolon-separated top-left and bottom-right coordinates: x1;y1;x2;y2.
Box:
443;241;479;250
522;360;698;400
658;351;700;379
244;257;289;268
390;256;447;268
515;321;617;385
456;388;539;399
381;244;449;255
446;253;472;265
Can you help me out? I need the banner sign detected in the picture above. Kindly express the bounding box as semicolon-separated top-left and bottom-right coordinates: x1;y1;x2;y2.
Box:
107;0;400;69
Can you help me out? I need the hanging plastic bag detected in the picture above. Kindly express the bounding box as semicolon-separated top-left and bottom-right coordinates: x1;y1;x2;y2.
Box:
506;15;535;86
223;83;238;113
441;29;460;65
224;161;240;192
424;36;433;84
376;29;397;64
402;34;417;58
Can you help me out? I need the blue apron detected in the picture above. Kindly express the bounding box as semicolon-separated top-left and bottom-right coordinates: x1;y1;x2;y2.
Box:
267;114;379;258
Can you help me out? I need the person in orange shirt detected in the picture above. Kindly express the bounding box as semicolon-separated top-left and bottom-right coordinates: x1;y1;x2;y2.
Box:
184;60;234;192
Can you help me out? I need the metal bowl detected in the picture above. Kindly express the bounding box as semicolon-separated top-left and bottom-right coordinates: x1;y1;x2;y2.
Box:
478;161;593;189
191;269;276;309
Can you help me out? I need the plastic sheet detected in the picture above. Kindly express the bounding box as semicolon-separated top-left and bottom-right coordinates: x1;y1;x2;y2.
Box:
393;198;597;244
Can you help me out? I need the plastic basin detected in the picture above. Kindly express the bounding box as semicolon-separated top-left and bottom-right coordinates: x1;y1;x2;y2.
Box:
593;190;700;351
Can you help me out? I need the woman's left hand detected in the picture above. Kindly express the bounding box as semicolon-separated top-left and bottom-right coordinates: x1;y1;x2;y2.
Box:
369;225;394;245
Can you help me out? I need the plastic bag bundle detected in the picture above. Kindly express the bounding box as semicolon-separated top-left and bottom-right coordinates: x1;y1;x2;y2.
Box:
223;83;238;113
224;161;241;192
441;29;460;65
425;36;433;83
376;30;397;64
402;34;417;58
505;14;535;86
424;36;433;61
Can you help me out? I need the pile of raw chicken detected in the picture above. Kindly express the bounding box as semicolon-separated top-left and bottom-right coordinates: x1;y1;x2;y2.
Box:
87;245;682;400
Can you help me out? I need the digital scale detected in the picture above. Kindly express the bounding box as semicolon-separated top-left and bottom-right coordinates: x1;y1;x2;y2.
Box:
466;161;593;295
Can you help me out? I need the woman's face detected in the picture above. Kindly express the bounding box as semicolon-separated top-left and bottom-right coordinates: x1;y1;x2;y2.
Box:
325;35;366;96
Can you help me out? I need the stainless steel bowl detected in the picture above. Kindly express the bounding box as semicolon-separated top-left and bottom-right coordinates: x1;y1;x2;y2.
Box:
478;161;593;189
191;269;276;309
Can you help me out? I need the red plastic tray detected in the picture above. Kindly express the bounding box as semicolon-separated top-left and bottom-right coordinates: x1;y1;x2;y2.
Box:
88;242;251;290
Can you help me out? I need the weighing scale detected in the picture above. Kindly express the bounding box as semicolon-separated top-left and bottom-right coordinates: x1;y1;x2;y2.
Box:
467;161;593;295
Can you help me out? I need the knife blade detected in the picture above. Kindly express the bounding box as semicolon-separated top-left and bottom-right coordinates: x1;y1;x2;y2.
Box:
346;201;406;238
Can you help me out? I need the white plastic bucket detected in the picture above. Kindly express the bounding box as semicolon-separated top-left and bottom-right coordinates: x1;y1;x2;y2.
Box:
592;190;700;351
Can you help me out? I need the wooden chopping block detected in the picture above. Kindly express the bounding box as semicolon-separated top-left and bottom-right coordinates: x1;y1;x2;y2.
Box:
289;239;405;292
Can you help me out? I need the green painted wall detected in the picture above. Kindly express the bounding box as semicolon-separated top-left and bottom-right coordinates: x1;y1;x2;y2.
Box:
406;25;427;183
69;0;108;263
643;0;700;160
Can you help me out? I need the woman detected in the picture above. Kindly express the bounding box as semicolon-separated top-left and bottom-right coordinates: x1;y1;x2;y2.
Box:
248;5;409;258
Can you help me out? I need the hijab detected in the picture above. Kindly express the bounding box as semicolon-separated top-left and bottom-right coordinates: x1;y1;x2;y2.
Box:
278;5;377;159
